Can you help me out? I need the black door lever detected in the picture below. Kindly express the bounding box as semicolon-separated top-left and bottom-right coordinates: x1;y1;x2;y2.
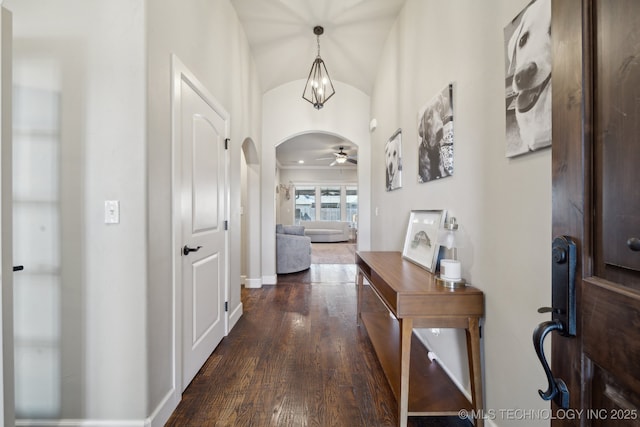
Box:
537;307;560;314
532;236;577;409
182;245;202;256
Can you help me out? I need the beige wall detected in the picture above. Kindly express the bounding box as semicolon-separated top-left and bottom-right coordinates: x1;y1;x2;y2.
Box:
371;1;552;426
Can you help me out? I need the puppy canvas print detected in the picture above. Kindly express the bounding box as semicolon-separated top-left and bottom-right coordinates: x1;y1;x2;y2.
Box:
504;0;552;157
384;129;402;191
418;84;454;183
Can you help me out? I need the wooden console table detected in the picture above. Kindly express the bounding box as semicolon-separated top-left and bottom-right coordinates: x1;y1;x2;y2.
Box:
356;251;485;427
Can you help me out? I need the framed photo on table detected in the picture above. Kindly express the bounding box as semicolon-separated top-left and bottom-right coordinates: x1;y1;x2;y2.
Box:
402;209;447;272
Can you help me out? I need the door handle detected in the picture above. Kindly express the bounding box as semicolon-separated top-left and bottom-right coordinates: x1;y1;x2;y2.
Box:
532;236;577;409
182;245;202;256
13;265;24;272
533;320;569;408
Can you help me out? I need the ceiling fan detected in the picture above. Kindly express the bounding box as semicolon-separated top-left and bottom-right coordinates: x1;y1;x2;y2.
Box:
318;146;357;166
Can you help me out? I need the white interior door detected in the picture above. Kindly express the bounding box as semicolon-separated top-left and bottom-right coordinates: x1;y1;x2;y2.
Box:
177;64;228;391
12;79;62;421
0;6;13;425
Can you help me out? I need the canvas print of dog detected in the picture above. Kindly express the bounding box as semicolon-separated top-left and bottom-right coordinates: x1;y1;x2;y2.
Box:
504;0;552;157
385;129;402;191
418;84;454;183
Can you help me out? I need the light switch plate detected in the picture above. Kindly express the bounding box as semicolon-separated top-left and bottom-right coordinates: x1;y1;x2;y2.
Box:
105;200;120;224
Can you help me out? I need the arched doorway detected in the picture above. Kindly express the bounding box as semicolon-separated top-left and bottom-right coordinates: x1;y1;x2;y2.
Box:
241;138;261;288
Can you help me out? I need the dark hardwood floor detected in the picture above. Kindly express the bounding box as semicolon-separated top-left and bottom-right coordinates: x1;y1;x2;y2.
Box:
166;266;472;427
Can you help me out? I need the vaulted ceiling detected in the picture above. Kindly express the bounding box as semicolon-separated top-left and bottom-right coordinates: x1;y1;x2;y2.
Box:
231;0;407;96
231;0;407;167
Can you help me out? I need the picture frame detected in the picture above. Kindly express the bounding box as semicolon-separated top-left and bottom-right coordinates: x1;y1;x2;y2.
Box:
402;209;447;272
503;0;552;157
418;84;454;183
384;128;402;191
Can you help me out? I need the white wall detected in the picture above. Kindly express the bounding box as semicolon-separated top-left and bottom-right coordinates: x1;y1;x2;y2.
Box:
5;0;261;424
262;80;371;284
147;0;261;422
7;0;147;420
279;167;358;185
371;1;552;426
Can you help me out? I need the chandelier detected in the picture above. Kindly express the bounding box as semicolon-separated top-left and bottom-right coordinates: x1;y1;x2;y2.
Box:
302;26;335;109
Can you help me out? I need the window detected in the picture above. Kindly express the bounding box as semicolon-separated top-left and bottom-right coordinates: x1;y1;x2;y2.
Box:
320;186;341;221
346;186;358;226
295;186;315;223
293;185;357;223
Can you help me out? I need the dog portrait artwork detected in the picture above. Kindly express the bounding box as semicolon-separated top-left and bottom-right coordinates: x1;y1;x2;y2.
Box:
418;84;454;183
504;0;552;157
384;129;402;191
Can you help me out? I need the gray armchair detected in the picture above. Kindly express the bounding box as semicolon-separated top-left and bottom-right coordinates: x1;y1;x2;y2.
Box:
276;224;312;274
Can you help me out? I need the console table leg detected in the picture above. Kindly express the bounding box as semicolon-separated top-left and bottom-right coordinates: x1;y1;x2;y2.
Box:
356;270;363;325
399;318;413;427
466;317;484;427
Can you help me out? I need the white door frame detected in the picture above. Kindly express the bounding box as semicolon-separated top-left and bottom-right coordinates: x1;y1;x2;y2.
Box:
0;6;14;426
170;54;230;403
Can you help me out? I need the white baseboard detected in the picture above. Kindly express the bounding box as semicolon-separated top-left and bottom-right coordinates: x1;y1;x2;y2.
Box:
413;333;472;402
262;275;277;285
244;277;262;288
16;387;180;427
146;387;179;427
16;419;146;427
412;334;499;426
228;302;243;332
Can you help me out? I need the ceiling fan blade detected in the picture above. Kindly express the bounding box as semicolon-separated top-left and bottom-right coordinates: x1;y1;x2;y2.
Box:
347;158;358;164
329;160;337;166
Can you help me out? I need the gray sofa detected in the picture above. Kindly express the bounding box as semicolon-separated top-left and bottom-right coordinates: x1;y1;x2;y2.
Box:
276;224;312;274
300;220;350;242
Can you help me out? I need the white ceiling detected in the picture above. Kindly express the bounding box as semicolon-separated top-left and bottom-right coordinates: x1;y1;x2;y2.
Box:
276;133;358;169
231;0;407;95
231;0;407;169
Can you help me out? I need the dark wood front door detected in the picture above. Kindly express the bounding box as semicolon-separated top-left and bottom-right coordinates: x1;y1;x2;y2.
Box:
552;0;640;425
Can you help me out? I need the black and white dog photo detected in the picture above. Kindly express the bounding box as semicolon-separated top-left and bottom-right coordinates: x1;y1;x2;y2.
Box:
385;129;402;191
418;84;454;183
504;0;552;157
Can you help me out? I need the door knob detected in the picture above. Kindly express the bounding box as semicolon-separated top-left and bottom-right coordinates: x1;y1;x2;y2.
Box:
182;245;202;256
627;237;640;251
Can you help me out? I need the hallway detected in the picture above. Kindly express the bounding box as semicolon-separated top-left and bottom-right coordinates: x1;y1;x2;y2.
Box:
166;273;472;426
310;242;357;265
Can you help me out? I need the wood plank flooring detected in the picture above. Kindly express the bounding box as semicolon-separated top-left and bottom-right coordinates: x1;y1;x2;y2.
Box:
166;266;472;427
